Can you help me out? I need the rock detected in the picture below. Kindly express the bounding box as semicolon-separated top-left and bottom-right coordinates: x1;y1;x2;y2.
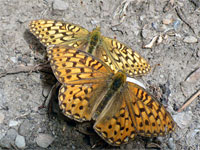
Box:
15;135;26;149
18;120;32;136
53;0;68;11
163;18;173;25
186;129;200;146
0;129;18;148
173;111;192;128
183;36;198;43
10;57;18;63
168;138;176;150
0;112;5;124
36;134;54;148
9;120;19;127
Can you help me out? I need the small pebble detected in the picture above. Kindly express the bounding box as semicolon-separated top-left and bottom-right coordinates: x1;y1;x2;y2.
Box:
10;57;18;63
163;18;173;25
168;138;176;150
9;120;19;127
36;134;54;148
18;120;32;136
15;135;26;149
160;74;164;78
186;129;200;146
0;112;5;124
0;129;18;148
183;36;198;43
72;145;76;149
53;0;68;10
173;111;192;128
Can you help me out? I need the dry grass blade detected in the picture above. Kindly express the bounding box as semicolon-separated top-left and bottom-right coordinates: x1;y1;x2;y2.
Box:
178;89;200;112
0;64;51;78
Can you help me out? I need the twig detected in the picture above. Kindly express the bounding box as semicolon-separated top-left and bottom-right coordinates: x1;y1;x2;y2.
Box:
175;7;195;34
178;89;200;112
0;64;52;78
180;82;187;97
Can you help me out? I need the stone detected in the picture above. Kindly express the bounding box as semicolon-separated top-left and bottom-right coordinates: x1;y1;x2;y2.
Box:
53;0;68;11
183;36;198;43
15;135;26;149
168;138;176;150
18;120;32;136
173;111;192;128
36;133;54;148
9;120;19;127
10;57;18;63
0;129;18;148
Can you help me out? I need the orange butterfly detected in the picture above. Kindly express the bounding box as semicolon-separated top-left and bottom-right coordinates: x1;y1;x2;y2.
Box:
47;46;176;146
29;20;151;77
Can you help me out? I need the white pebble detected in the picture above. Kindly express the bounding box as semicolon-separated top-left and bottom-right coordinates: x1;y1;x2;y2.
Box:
183;36;198;43
36;134;54;148
9;120;19;127
53;0;68;10
15;135;26;149
173;111;192;128
10;57;18;63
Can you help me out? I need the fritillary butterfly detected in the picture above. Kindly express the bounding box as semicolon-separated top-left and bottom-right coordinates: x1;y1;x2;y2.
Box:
47;46;176;146
29;20;151;77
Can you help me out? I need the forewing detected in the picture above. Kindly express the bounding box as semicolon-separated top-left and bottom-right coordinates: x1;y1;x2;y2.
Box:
47;46;113;85
29;20;89;48
126;82;176;137
100;36;151;77
93;92;136;146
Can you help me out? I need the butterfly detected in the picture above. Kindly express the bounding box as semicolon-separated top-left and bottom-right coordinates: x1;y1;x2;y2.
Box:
29;19;151;77
47;46;176;146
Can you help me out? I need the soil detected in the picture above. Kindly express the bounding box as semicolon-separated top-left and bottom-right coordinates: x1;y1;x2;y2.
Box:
0;0;199;149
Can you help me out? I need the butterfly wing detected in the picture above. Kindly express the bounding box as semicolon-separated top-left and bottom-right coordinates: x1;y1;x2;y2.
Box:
93;81;176;146
126;82;176;137
47;46;114;122
59;83;109;122
94;90;137;146
47;46;113;85
96;36;151;77
29;20;89;48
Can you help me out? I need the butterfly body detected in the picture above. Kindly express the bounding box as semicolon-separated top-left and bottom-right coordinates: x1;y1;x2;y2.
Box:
29;20;151;77
93;71;126;120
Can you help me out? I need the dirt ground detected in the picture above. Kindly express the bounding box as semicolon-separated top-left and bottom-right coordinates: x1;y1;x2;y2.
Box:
0;0;199;149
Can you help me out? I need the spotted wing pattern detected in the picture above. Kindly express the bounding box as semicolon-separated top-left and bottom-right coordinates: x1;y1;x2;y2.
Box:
94;92;137;146
93;82;176;146
126;82;176;137
97;37;151;76
29;20;89;48
47;46;113;85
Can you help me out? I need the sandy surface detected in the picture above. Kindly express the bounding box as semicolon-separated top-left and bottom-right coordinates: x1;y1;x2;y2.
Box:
0;0;199;149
